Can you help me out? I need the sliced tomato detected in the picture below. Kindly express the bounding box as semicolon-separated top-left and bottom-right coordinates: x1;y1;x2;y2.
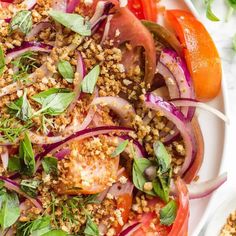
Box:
127;0;158;22
108;7;156;85
132;199;171;236
57;138;119;195
166;10;222;101
168;177;189;236
183;117;204;184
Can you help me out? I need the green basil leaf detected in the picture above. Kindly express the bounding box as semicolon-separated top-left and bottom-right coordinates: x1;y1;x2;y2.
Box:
42;156;58;175
32;88;70;104
153;168;172;203
84;217;99;236
8;90;32;121
81;65;100;94
233;34;236;51
206;3;220;21
227;0;236;9
48;10;91;36
0;192;20;230
132;158;155;196
42;230;67;236
20;179;40;198
0;46;5;76
57;60;74;83
8;156;21;172
0;181;4;190
16;216;51;236
35;91;75;116
10;10;32;34
19;132;35;176
160;200;177;226
153;141;171;174
111;140;129;157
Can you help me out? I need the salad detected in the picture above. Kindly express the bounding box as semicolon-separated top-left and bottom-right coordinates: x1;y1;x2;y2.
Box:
0;0;228;235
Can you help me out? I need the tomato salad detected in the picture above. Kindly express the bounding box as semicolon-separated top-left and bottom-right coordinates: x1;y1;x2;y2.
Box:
0;0;228;235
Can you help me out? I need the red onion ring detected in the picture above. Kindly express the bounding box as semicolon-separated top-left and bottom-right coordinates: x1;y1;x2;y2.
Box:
145;93;195;176
52;0;67;12
0;148;9;170
100;15;113;44
6;41;53;64
26;22;52;41
119;222;142;236
66;0;80;13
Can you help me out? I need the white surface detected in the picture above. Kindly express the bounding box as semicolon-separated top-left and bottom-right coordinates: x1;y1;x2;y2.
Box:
163;1;231;236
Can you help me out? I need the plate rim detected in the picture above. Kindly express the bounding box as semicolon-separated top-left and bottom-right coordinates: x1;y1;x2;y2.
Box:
179;2;230;235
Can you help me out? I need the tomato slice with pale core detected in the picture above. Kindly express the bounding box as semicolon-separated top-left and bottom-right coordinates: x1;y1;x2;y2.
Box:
166;10;222;101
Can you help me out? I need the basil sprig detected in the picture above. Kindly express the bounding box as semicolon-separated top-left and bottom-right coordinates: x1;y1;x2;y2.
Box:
132;141;172;203
10;10;33;34
0;191;20;230
160;200;177;226
0;46;5;76
81;65;100;94
57;60;74;83
84;217;99;236
19;133;35;176
48;10;91;36
111;140;129;157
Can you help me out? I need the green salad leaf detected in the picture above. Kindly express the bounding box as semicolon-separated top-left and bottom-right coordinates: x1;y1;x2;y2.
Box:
8;156;21;172
160;200;177;226
0;46;5;76
20;179;40;198
84;217;99;236
111;140;129;157
42;156;58;175
57;60;74;83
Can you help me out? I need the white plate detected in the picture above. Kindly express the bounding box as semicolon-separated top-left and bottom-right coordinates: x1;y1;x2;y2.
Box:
204;190;236;236
161;1;229;236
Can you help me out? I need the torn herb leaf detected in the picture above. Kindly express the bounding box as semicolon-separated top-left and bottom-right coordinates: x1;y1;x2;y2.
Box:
84;217;99;236
0;46;5;76
48;10;91;36
111;140;129;157
8;156;21;172
57;60;74;83
10;10;33;34
42;156;58;175
20;179;40;198
160;200;177;226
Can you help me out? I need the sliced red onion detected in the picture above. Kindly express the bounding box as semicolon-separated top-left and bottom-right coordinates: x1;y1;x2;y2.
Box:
21;0;37;9
108;180;134;198
91;96;135;126
119;135;147;158
66;0;80;13
6;41;53;64
0;176;43;210
0;149;9;170
100;15;113;44
26;22;52;41
170;98;229;124
119;222;142;236
171;173;227;199
54;148;71;160
145;93;195;176
35;126;133;162
52;0;67;12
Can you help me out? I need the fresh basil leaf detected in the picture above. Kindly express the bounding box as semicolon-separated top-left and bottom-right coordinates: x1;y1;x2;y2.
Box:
32;88;70;104
16;216;51;236
0;46;5;76
10;10;32;34
48;10;91;36
111;140;129;157
81;65;100;94
0;191;20;230
35;91;75;116
58;60;74;83
42;156;58;175
8;90;32;121
160;200;177;226
153;141;171;174
132;158;155;196
42;230;67;236
84;217;99;236
0;181;4;189
206;3;220;21
8;156;21;172
233;34;236;51
227;0;236;9
153;168;172;203
19;132;35;176
20;179;40;198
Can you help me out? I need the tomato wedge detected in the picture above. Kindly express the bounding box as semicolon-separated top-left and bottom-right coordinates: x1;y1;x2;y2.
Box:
166;10;222;101
127;0;158;22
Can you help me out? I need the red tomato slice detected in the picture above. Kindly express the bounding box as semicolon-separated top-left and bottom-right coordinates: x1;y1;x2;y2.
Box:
127;0;158;22
168;177;189;236
166;10;222;101
108;7;156;85
183;117;204;184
